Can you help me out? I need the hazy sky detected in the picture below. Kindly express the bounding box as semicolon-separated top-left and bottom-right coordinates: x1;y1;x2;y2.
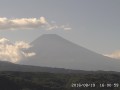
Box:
0;0;120;54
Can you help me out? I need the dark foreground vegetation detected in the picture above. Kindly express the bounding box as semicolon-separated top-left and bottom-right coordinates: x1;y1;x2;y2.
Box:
0;71;120;90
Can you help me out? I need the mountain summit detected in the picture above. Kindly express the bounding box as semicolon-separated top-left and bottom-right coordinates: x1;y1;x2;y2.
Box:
20;34;120;71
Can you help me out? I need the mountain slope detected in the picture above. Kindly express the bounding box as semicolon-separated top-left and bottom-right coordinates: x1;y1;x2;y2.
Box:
0;61;88;73
20;34;120;72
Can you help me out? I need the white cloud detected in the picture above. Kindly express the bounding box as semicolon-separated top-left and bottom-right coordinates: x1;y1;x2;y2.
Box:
47;24;72;30
0;17;72;30
104;50;120;59
22;52;36;57
0;38;35;63
0;38;9;43
60;25;72;30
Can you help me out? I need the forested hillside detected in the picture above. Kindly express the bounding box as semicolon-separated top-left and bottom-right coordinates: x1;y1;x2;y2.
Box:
0;71;120;90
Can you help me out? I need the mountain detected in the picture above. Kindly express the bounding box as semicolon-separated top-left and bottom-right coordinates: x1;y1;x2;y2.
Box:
20;34;120;72
0;60;88;73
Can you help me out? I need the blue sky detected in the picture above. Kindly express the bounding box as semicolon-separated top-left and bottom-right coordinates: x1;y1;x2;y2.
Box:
0;0;120;55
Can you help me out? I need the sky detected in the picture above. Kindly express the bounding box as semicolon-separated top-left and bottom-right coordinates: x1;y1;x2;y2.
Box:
0;0;120;61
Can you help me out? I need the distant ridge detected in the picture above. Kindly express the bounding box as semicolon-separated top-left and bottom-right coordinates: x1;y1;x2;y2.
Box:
0;60;120;74
0;60;84;73
20;34;120;72
0;60;107;74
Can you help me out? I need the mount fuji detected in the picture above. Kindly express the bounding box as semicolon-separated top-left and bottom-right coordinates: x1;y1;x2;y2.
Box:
19;34;120;72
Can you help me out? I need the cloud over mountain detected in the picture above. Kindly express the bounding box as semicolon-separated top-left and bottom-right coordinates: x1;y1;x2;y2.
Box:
0;38;35;63
0;17;71;30
104;51;120;59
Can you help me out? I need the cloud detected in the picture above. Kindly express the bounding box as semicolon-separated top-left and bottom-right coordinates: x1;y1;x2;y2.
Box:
46;23;72;30
0;38;35;63
104;50;120;59
60;25;72;30
0;17;72;30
